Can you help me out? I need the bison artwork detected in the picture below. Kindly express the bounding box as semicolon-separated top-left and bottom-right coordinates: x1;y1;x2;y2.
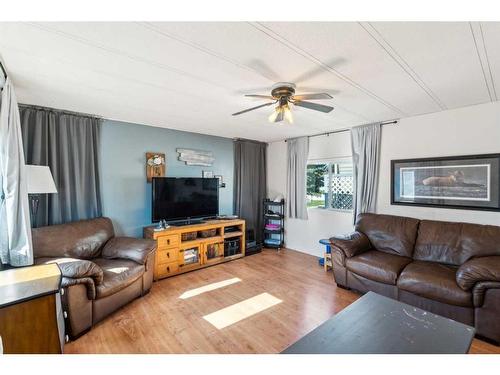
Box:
393;155;500;210
422;170;465;187
421;170;484;188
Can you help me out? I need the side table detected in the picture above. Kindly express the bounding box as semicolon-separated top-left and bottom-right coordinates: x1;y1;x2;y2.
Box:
319;239;333;271
0;263;62;354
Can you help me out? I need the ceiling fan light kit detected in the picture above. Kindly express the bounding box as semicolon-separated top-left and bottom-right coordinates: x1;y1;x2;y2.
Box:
232;82;334;124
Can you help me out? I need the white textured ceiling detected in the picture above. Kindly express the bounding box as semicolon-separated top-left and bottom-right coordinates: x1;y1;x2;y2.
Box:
0;22;498;142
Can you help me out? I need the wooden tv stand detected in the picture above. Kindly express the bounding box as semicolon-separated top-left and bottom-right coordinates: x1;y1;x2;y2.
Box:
144;219;245;280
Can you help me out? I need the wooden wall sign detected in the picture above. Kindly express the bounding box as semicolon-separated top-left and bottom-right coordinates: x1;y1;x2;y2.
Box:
146;152;166;183
177;148;215;166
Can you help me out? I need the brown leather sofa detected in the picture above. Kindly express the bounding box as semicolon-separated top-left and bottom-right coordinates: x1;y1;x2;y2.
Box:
32;217;156;339
331;213;500;344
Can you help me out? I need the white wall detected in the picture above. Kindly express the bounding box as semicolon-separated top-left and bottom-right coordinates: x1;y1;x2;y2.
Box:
267;132;354;257
267;101;500;257
377;101;500;226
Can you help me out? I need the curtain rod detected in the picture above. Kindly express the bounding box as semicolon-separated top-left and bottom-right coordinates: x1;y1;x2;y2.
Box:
284;120;398;142
18;103;103;120
233;137;267;145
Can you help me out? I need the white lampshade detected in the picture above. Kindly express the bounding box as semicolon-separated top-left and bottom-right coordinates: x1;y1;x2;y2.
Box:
26;165;57;194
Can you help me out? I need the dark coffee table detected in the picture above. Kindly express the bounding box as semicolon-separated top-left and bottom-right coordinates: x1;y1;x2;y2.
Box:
282;292;475;354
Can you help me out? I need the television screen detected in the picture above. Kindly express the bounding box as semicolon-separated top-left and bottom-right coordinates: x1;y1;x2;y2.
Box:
152;177;219;222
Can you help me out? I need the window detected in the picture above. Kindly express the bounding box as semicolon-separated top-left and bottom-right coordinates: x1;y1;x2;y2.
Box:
306;158;354;211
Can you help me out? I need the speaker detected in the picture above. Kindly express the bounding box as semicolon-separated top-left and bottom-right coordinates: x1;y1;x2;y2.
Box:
245;229;262;256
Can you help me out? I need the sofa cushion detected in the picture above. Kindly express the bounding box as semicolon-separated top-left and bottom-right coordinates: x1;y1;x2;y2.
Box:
32;217;115;259
346;250;412;285
414;220;500;266
93;258;145;299
355;213;420;258
397;261;472;307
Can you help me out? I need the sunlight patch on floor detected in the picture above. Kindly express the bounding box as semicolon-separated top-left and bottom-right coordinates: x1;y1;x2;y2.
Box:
203;292;282;329
179;277;242;299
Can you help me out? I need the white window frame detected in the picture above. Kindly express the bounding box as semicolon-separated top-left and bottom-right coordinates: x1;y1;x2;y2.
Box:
306;157;353;212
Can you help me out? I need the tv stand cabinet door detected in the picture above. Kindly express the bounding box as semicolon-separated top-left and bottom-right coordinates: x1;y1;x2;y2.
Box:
202;241;224;265
178;244;202;269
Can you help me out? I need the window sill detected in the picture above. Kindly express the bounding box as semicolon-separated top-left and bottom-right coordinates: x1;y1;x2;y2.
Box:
307;207;353;214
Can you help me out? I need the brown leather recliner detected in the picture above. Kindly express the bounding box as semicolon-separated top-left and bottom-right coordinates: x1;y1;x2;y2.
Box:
331;213;500;345
32;217;156;340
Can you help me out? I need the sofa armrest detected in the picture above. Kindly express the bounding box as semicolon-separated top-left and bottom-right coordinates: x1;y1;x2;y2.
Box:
101;237;156;265
473;281;500;307
329;231;372;258
35;257;103;283
35;257;103;300
61;277;97;300
456;256;500;291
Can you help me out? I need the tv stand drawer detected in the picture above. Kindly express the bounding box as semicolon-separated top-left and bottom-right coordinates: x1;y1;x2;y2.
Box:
158;234;179;249
156;248;179;264
156;262;179;278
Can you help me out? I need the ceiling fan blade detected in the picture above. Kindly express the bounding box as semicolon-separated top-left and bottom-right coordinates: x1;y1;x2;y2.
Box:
294;101;334;113
293;57;346;84
236;86;271;95
245;94;275;99
296;87;339;94
247;59;281;82
232;102;275;116
292;93;333;101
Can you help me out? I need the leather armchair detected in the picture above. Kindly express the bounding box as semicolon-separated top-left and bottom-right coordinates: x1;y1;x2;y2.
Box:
33;217;157;340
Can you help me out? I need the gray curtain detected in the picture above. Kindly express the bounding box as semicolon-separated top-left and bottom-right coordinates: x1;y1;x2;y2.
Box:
287;136;309;219
0;78;33;266
351;122;381;223
19;105;102;226
233;139;267;244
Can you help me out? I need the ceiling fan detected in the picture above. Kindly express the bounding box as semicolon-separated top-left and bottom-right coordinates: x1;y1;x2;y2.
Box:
232;82;334;124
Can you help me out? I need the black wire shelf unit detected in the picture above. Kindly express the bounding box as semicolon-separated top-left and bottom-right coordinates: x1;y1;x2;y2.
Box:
263;199;285;250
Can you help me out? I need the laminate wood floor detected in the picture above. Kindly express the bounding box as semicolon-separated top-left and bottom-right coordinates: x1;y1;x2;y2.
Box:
64;249;500;354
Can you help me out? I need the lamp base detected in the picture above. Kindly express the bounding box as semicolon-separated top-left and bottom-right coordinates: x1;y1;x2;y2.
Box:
29;194;40;228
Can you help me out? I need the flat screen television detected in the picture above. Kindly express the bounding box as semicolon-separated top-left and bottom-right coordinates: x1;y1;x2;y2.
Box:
152;177;219;222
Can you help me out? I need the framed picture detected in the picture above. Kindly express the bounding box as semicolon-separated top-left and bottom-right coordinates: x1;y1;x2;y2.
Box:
214;175;226;188
145;152;165;183
391;153;500;211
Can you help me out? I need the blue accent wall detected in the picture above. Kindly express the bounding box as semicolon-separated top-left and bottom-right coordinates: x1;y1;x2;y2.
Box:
99;120;234;237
